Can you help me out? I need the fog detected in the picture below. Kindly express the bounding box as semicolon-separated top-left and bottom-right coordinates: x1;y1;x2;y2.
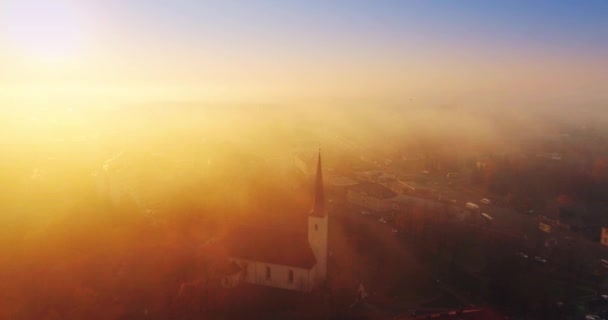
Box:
0;100;606;318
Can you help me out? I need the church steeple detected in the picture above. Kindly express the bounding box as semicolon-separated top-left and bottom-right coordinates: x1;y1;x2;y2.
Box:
310;150;325;217
307;149;328;287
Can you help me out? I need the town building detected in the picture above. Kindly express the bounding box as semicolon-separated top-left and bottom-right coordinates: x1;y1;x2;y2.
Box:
326;174;358;200
383;179;416;195
224;152;329;292
354;170;383;182
347;181;397;212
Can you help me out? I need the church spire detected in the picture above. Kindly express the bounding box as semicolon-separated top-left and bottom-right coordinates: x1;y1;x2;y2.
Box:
310;149;325;217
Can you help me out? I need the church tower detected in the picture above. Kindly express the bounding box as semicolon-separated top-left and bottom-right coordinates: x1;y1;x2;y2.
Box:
308;150;328;286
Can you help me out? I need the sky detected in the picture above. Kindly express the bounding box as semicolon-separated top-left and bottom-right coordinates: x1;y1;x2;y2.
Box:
1;0;607;107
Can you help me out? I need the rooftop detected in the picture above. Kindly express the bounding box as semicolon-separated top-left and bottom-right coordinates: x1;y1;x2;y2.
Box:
349;181;397;200
327;175;358;187
224;226;316;269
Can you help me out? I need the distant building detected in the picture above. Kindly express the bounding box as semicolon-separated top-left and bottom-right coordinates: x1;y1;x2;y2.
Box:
327;175;358;189
347;181;397;212
536;152;563;161
379;177;416;195
327;174;358;199
354;171;420;196
445;172;460;180
354;170;383;183
224;152;329;292
399;155;426;173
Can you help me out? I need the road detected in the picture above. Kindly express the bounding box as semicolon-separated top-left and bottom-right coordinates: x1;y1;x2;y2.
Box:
391;186;606;280
329;201;472;317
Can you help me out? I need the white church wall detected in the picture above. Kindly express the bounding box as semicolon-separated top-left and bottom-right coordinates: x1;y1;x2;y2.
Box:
231;258;313;292
221;272;241;288
308;215;328;284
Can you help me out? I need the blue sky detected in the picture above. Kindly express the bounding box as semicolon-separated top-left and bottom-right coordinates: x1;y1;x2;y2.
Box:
2;1;607;104
117;1;608;51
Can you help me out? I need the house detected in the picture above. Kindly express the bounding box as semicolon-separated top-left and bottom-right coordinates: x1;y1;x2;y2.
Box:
386;179;416;195
327;175;358;188
223;152;329;292
354;170;382;182
347;181;397;212
326;174;358;199
536;152;563;161
375;175;416;195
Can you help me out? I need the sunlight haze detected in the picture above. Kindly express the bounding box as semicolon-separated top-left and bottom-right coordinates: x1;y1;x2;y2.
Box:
1;1;607;105
2;3;608;319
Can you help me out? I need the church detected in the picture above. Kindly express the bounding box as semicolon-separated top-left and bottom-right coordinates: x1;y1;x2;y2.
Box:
221;151;329;292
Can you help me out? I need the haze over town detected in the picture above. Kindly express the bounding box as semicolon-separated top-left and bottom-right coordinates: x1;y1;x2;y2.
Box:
1;1;608;319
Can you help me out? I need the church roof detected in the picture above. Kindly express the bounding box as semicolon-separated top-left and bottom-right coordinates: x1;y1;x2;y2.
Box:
225;226;317;269
218;261;242;276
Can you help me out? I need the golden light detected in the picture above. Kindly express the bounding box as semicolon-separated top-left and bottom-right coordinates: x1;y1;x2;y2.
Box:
2;0;89;63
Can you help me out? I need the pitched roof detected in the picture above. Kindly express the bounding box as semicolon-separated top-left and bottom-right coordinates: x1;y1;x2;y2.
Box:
327;175;358;187
225;226;316;269
309;151;326;217
218;261;242;276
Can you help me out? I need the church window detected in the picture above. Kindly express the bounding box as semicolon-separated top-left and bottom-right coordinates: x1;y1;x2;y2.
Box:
288;270;294;283
266;266;271;280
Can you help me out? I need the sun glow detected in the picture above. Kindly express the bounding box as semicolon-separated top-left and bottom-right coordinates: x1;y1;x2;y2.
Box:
2;0;89;63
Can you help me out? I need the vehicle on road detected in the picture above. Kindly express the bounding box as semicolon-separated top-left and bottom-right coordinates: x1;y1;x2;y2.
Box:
481;198;491;205
361;210;370;215
465;202;480;212
378;218;387;224
601;259;608;269
534;256;547;264
480;212;494;221
446;172;459;179
517;252;529;259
